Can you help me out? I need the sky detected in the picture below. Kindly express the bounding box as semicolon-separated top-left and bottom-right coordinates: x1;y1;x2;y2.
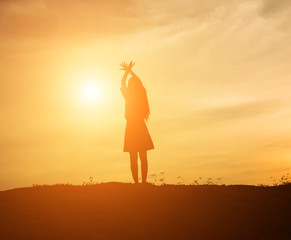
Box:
1;0;291;189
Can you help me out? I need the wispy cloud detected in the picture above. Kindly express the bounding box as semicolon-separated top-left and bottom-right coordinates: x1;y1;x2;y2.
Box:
193;99;282;124
154;98;283;133
260;0;291;17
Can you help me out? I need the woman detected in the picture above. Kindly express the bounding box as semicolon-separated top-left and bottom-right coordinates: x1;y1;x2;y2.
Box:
120;61;154;184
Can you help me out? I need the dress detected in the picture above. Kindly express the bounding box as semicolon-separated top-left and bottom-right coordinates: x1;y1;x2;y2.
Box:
121;85;154;152
123;118;154;152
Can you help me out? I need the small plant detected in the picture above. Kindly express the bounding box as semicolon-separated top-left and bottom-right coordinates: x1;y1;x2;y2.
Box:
206;177;214;185
216;177;223;185
149;172;166;185
33;183;73;187
159;172;166;185
271;173;291;186
191;177;223;186
257;183;269;187
149;173;158;185
83;176;98;186
192;177;203;185
177;176;187;185
33;184;46;187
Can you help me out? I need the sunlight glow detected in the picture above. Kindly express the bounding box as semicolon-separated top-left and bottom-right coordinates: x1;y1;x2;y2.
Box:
77;73;104;104
82;83;101;102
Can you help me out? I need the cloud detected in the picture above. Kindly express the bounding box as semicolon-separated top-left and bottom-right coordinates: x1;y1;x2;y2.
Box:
0;1;256;45
1;0;290;41
154;99;283;136
193;99;282;124
0;0;151;56
1;0;291;57
260;0;291;17
0;0;140;39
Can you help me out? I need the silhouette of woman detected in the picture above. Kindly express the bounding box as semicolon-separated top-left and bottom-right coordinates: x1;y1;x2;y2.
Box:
120;61;154;184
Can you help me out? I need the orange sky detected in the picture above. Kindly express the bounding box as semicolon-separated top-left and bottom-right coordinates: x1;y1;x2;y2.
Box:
1;0;291;189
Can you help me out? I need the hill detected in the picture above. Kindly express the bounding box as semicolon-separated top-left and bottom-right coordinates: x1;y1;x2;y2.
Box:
0;183;291;240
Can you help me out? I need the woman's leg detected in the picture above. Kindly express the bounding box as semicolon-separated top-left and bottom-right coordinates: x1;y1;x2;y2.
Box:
139;150;148;184
129;152;138;184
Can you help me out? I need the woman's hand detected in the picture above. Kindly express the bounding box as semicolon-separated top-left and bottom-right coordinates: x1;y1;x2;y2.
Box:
128;61;135;70
120;61;135;71
120;61;128;71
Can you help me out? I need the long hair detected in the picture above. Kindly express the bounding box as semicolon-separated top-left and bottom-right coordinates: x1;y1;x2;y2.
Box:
127;77;150;121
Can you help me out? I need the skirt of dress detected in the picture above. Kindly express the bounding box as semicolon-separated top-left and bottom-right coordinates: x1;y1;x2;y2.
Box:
123;119;154;152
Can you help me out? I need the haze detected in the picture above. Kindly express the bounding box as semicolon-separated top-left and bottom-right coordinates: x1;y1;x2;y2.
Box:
1;0;291;189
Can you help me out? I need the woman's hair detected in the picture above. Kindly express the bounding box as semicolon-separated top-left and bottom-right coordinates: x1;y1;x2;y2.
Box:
127;77;150;121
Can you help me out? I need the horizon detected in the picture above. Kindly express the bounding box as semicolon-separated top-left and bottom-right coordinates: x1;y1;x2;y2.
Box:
1;0;291;190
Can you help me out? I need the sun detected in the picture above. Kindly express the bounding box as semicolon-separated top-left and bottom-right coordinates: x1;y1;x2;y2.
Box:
82;83;101;102
78;74;103;104
67;71;108;110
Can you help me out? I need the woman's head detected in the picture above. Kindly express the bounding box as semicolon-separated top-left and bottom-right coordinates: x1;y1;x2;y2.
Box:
128;77;143;89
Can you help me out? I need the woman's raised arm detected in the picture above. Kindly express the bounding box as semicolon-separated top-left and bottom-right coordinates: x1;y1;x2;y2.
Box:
126;61;140;80
120;61;130;89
